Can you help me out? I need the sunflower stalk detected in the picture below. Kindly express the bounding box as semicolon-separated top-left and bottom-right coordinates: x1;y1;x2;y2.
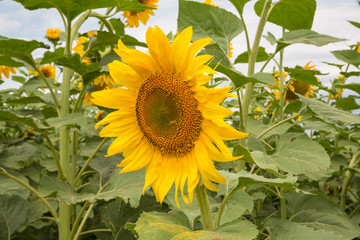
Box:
195;180;214;231
236;0;272;172
58;15;74;240
340;150;360;210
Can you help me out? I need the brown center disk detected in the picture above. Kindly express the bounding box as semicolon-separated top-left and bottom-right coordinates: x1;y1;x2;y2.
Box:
135;71;202;157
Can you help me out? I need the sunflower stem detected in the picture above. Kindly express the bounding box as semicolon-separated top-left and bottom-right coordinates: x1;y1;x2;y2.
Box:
195;180;213;231
340;150;360;210
58;15;74;240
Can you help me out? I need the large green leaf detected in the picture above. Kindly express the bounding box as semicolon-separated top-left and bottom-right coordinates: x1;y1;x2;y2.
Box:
0;56;24;67
235;47;270;64
228;0;252;14
0;195;30;235
286;192;360;239
178;0;243;54
255;0;316;30
0;143;40;169
0;39;49;68
55;54;101;84
46;113;87;129
13;0;154;21
215;219;258;240
284;66;319;85
336;97;360;111
299;95;360;124
96;170;146;207
247;118;291;139
40;47;65;64
335;83;360;95
269;220;343;240
277;30;346;52
0;170;30;199
219;190;253;225
331;50;360;66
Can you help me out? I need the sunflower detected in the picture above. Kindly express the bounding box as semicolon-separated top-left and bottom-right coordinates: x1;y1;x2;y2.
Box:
46;28;61;40
284;61;316;101
81;74;115;106
228;42;233;58
203;0;219;7
30;64;56;78
91;26;248;206
123;0;158;28
0;66;17;79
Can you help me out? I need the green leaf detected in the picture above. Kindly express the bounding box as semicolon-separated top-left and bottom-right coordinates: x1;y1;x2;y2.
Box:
228;0;252;14
46;113;86;129
299;95;360;124
97;170;146;207
0;110;40;129
251;72;276;85
336;97;360;111
6;96;45;105
233;144;254;164
284;66;319;85
277;30;346;52
0;170;30;199
219;190;253;225
55;54;101;84
0;39;49;67
247;118;291;139
340;71;360;78
255;0;316;30
286;192;360;239
348;20;360;30
40;47;65;64
178;0;243;55
0;212;10;240
335;83;360;95
0;195;30;235
200;44;231;67
109;18;125;37
134;211;191;240
269;220;343;240
234;47;270;64
331;50;360;66
14;0;154;21
267;135;330;175
215;219;258;240
0;56;24;67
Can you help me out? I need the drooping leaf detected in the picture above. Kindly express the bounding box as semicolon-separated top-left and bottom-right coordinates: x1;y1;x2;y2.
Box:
255;0;316;30
109;18;125;37
0;110;40;130
284;66;319;85
178;0;243;54
348;20;360;30
219;190;253;225
6;96;45;105
336;97;360;111
0;195;30;235
277;30;346;52
40;47;65;64
331;50;360;66
13;0;154;21
0;56;24;67
334;83;360;95
299;95;360;124
55;54;101;84
46;113;86;129
286;192;360;239
0;39;49;67
0;170;30;199
268;220;343;240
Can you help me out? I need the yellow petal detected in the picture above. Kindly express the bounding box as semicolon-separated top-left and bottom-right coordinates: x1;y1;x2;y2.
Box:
91;88;136;109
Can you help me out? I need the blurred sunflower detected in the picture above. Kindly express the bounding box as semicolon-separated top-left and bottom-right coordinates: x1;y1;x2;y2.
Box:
81;74;115;106
0;66;17;79
73;36;92;64
269;62;317;102
28;64;56;78
46;28;61;41
123;0;158;28
91;26;248;206
228;42;233;58
203;0;219;7
329;75;347;99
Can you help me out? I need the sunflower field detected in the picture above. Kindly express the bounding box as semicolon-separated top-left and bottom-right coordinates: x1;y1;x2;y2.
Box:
1;0;360;239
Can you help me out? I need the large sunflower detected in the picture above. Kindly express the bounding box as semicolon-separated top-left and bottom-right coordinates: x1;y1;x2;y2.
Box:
91;26;248;206
123;0;158;28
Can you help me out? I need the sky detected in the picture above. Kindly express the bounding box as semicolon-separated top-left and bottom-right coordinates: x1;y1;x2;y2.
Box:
0;0;360;90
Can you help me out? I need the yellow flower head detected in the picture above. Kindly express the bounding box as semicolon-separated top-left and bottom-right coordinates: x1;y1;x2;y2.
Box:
0;66;17;79
73;36;89;56
34;64;56;78
46;28;61;40
87;31;97;37
96;110;104;120
228;42;233;58
94;73;115;89
123;0;158;28
203;0;219;7
91;26;248;206
356;42;360;53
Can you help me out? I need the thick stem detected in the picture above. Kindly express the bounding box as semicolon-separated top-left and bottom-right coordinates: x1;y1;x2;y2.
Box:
195;180;213;231
58;16;73;240
340;151;360;210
